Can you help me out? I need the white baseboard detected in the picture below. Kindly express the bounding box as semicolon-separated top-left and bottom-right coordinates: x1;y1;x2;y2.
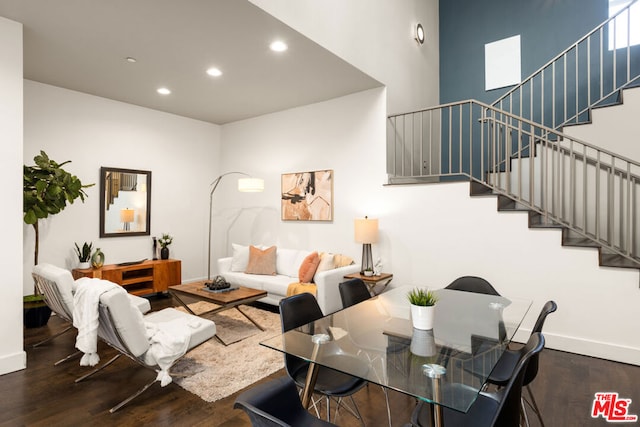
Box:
513;329;640;366
0;350;26;376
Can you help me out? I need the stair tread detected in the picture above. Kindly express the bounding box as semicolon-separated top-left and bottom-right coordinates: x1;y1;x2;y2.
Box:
600;252;640;269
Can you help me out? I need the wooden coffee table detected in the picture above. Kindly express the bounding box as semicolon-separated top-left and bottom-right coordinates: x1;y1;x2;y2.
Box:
168;281;268;345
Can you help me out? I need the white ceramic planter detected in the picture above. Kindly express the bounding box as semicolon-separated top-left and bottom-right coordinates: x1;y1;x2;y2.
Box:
410;304;435;330
78;261;91;269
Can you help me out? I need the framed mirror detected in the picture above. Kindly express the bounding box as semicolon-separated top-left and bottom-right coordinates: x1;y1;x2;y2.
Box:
99;167;151;237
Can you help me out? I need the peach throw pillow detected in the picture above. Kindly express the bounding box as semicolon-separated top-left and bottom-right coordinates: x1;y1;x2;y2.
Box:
298;251;320;283
245;245;277;275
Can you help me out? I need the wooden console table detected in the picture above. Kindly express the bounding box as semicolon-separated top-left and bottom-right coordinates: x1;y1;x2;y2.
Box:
72;259;181;296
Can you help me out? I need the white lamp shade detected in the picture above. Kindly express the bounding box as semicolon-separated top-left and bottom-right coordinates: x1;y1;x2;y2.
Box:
354;217;379;243
120;208;135;223
238;177;264;192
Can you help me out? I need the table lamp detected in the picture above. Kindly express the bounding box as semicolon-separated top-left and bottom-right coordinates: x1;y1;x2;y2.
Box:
120;208;135;231
354;216;378;274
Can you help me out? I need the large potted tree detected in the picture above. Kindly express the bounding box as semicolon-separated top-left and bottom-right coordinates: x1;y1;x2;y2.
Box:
23;151;93;327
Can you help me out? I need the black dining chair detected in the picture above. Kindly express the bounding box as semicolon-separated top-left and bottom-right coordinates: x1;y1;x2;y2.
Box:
339;278;371;307
339;277;393;427
408;332;545;427
279;293;366;424
445;276;501;296
234;376;337;427
486;300;557;427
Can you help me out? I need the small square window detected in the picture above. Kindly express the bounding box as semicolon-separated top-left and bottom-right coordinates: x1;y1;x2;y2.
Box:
608;0;640;50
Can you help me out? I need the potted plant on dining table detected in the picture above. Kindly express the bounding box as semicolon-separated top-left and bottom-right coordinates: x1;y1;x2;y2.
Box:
407;288;438;330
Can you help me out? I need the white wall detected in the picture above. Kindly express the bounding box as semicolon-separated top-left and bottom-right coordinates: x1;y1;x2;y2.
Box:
0;16;26;375
23;81;221;294
249;0;439;115
220;87;640;365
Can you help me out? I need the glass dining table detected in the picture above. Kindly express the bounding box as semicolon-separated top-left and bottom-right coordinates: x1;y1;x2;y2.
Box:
261;286;532;427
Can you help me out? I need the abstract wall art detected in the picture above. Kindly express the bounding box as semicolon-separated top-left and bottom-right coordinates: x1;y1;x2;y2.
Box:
281;169;333;221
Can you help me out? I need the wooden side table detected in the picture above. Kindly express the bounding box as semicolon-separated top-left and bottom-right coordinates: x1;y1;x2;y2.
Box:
343;272;393;296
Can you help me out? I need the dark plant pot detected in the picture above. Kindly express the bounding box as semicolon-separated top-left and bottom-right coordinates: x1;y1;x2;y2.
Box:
23;303;52;328
160;247;169;260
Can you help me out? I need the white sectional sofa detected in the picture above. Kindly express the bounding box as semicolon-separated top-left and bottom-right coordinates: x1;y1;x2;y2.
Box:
217;245;360;314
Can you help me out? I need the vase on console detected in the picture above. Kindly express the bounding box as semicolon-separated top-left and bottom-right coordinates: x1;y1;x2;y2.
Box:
158;233;173;260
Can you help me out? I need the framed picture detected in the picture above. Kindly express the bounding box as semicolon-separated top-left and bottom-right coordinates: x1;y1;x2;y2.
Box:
281;169;333;221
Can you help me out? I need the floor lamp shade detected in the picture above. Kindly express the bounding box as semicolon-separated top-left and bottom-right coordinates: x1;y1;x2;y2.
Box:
355;217;378;274
238;177;264;192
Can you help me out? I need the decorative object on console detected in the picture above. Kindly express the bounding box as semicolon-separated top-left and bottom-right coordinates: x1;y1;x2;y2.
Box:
152;236;158;260
407;288;438;330
91;248;105;268
354;216;379;274
158;233;173;260
120;208;134;231
99;167;151;238
281;169;333;221
74;242;93;269
206;172;264;287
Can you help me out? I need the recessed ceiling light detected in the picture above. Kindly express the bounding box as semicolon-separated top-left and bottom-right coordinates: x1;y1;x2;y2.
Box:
157;87;171;95
206;67;223;77
125;57;137;63
270;40;288;52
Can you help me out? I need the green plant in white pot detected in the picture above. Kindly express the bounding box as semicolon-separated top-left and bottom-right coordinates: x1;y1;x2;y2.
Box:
407;288;438;330
74;242;93;269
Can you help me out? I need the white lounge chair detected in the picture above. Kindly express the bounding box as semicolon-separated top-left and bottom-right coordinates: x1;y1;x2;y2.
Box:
74;286;216;413
31;263;151;365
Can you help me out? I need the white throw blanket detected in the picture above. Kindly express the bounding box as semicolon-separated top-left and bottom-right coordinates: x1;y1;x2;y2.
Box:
143;318;193;386
73;278;125;366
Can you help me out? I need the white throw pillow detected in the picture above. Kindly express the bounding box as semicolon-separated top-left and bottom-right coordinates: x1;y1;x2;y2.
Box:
276;248;299;277
230;244;250;272
313;252;336;282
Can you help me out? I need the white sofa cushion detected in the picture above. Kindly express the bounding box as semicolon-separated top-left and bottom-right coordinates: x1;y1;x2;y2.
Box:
230;243;250;272
276;248;300;277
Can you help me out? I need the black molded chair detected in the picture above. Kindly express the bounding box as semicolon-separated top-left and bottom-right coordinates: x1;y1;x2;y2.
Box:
339;277;393;427
409;333;545;427
339;278;371;308
486;300;557;427
280;293;366;424
234;376;336;426
445;276;500;296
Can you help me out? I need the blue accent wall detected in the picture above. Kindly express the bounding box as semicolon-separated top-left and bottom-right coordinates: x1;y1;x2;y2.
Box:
439;0;607;104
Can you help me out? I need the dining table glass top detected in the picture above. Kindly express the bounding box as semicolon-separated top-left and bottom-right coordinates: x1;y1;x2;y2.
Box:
261;286;532;414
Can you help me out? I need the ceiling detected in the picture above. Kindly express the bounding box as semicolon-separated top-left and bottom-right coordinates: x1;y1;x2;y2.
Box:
0;0;381;124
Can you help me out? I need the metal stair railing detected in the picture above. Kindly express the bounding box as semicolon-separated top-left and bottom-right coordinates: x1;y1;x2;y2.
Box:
387;100;640;265
493;0;640;133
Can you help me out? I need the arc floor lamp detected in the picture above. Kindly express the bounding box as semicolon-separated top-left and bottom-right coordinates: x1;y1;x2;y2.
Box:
206;172;264;286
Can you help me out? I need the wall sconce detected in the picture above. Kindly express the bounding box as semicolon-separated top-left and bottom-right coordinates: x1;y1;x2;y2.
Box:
120;208;135;231
415;23;425;45
354;216;379;274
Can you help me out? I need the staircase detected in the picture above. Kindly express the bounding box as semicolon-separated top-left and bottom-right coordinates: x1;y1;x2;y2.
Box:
386;0;640;276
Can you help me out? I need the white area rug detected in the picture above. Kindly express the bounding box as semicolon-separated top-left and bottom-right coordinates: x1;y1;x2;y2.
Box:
172;303;284;402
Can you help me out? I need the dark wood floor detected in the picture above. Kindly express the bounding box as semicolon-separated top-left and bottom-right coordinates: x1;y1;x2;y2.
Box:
2;295;638;426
